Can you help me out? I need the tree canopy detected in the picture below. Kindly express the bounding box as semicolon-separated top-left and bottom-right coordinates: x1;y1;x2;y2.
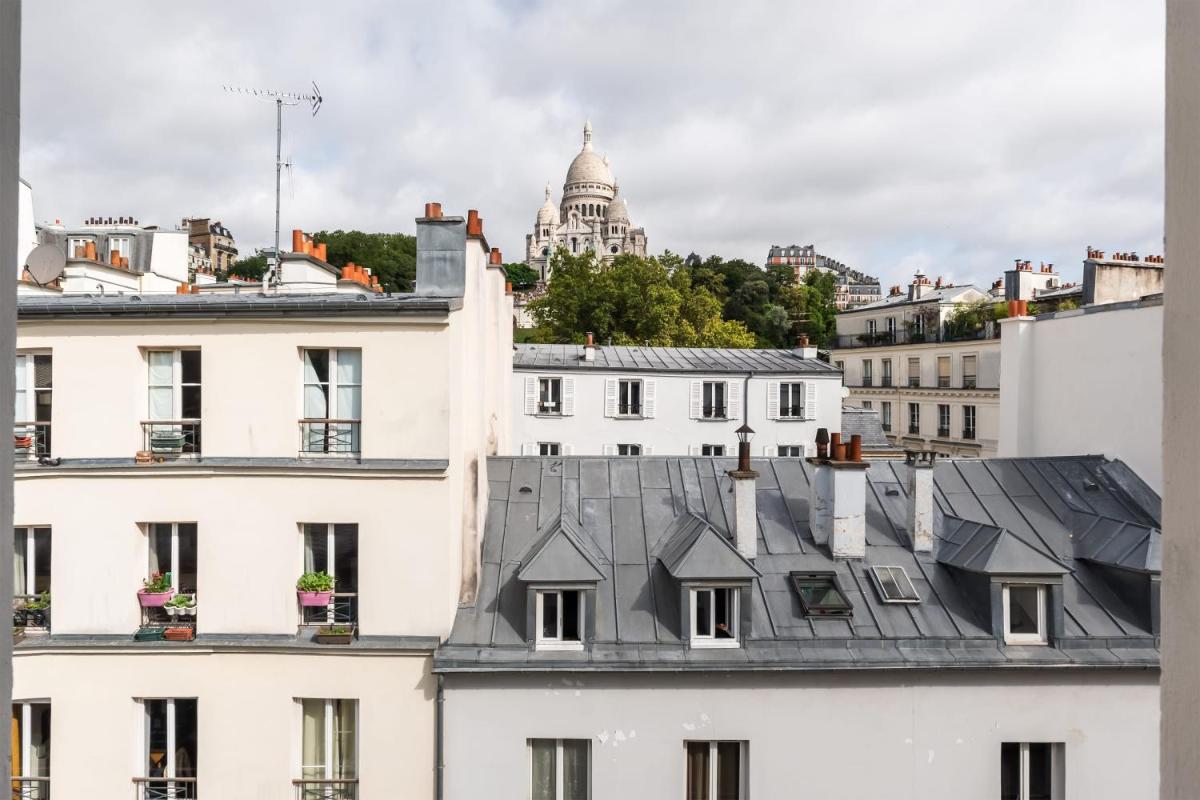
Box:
504;262;540;290
312;230;417;292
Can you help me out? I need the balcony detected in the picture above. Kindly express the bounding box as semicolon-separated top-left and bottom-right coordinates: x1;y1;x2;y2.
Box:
141;421;201;457
301;592;358;627
299;420;361;456
861;377;873;387
963;428;977;440
13;594;50;631
908;424;920;435
12;777;49;799
700;405;727;420
835;325;999;350
938;427;951;438
13;422;51;461
133;777;197;799
963;377;977;389
907;378;920;388
294;779;358;800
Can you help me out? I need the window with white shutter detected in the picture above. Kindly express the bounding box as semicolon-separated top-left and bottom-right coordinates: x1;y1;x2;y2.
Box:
690;381;703;419
766;381;780;420
643;380;657;418
604;379;619;418
561;378;576;416
804;381;817;420
524;376;538;415
727;382;742;420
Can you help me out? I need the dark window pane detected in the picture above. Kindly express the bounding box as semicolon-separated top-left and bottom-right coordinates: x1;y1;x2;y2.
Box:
146;700;168;776
177;523;197;594
562;590;581;641
33;528;51;595
1000;743;1020;800
174;699;198;778
333;524;359;593
1008;586;1040;635
181;386;201;419
695;590;712;636
716;742;740;800
180;350;201;385
562;739;589;800
687;742;710;800
1028;743;1053;800
304;524;330;574
877;569;901;599
542;592;559;639
149;524;172;579
715;589;734;639
308;350;330;383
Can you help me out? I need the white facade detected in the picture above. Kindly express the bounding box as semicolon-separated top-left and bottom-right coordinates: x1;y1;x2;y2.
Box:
511;346;844;456
999;296;1163;491
11;208;512;799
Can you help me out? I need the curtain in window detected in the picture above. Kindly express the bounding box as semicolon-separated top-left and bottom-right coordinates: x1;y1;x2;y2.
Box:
13;530;26;596
301;699;326;780
530;739;556;800
333;700;356;779
304;525;328;574
686;742;710;800
561;740;588;800
716;742;740;800
304;351;330;419
148;352;174;420
14;355;26;420
335;351;362;419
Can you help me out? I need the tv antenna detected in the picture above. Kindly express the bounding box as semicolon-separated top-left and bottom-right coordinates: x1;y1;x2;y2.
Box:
224;82;323;288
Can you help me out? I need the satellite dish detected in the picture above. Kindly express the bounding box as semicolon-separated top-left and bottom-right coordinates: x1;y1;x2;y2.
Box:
24;244;66;285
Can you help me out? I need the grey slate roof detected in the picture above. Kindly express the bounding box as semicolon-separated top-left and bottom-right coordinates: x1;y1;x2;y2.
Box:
436;455;1161;672
513;344;839;374
837;284;981;314
841;406;895;451
17;292;458;319
937;516;1069;575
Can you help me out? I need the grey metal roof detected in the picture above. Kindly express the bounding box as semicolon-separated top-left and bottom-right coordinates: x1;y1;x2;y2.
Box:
513;344;839;374
655;513;761;580
17;292;459;319
436;455;1161;672
937;516;1069;575
517;511;608;583
1072;511;1162;574
841;406;894;451
837;284;981;314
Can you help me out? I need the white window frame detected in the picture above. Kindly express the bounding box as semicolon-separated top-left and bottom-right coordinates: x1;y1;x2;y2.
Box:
689;586;740;649
938;404;951;436
539;377;563;415
302;348;361;422
528;739;591;800
109;236;132;259
700;444;725;457
301;523;357;625
963;405;977;439
1003;742;1065;800
907;357;921;387
1002;584;1047;645
539;442;561;456
866;319;877;336
14;352;51;426
617;378;642;417
13;526;50;603
299;698;358;782
908;403;920;434
141;698;195;782
616;443;642;456
778;382;805;418
147;349;200;422
881;358;892;385
881;402;892;431
870;565;920;603
861;359;873;386
701;381;727;419
936;355;951;388
686;741;747;800
147;522;194;594
777;445;803;458
13;701;51;781
535;588;585;651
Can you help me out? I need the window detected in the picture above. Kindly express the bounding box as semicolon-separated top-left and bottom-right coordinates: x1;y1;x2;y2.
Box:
300;699;357;797
861;400;873;410
617;444;641;456
1003;584;1047;644
834;360;844;372
1001;742;1064;800
908;403;920;435
302;349;361;454
886;317;896;339
148;523;198;595
861;360;873;387
963;405;977;440
791;572;853;616
303;524;358;625
867;319;877;336
66;236;92;257
146;350;201;455
962;355;977;389
538;377;562;415
914;314;926;335
12;702;51;798
778;382;807;418
14;527;51;629
690;587;739;646
701;444;725;457
530;739;590;800
109;236;131;259
881;358;892;387
14;353;51;457
936;355;951;388
618;379;642;416
140;698;197;798
539;443;561;456
777;445;803;457
703;381;727;419
881;402;892;432
907;357;921;387
870;566;920;603
536;589;583;649
686;741;745;800
937;404;951;437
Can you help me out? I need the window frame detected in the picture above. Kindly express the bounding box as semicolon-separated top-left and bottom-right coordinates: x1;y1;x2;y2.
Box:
299;698;358;783
1001;741;1065;800
1002;583;1047;645
539;442;561;457
881;402;892;432
529;738;591;800
790;572;853;617
146;522;198;595
937;404;951;438
963;405;977;440
908;402;920;435
688;586;741;648
617;378;642;417
617;444;642;456
962;354;978;389
869;566;920;603
700;444;726;457
861;359;873;387
301;523;358;626
936;355;951;388
538;377;563;415
881;358;892;386
777;445;803;458
778;382;805;418
701;381;727;420
907;357;921;387
535;588;585;650
140;697;198;784
685;740;747;800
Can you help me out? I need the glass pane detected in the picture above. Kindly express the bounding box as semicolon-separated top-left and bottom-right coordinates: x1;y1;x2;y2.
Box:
1008;586;1041;635
336;350;361;386
301;699;326;779
180;350;201;385
181;385;201;421
1028;743;1053;800
146;699;168;777
33;355;51;389
149;524;172;580
177;524;198;594
695;591;712;637
333;524;358;593
542;592;559;639
876;568;901;600
304;350;329;385
562;591;581;641
174;698;198;778
562;739;589;800
305;525;329;574
334;699;356;779
336;385;362;420
304;383;330;420
715;589;734;638
30;703;50;778
148;352;173;387
716;742;741;800
686;742;710;800
13;530;26;596
33;528;50;595
530;739;556;800
14;355;26;393
1000;743;1020;800
149;386;173;420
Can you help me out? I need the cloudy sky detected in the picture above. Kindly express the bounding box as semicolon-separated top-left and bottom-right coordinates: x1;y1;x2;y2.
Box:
20;1;1163;289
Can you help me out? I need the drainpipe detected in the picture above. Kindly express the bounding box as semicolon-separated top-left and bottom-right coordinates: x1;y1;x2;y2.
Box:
436;674;445;800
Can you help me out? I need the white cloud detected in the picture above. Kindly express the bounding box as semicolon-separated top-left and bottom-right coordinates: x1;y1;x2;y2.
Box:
19;0;1163;290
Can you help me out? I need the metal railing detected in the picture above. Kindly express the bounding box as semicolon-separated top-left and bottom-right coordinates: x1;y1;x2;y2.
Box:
13;594;50;630
835;326;999;350
937;427;951;438
12;776;50;799
909;424;920;434
963;428;977;440
141;421;201;456
299;420;360;455
13;422;51;460
861;376;873;387
881;376;893;387
301;592;358;626
294;779;358;800
133;777;197;799
963;376;977;389
701;405;727;419
142;597;197;630
617;403;642;416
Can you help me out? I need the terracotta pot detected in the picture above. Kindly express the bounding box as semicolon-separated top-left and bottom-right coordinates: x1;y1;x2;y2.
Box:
297;590;333;607
138;589;176;608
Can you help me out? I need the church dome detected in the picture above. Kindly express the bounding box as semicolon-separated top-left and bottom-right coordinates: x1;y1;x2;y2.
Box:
536;183;558;225
563;120;614;189
606;183;630;223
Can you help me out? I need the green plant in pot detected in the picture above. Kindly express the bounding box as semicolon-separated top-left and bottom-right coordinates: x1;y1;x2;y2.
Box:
165;593;197;617
297;571;336;607
138;571;175;607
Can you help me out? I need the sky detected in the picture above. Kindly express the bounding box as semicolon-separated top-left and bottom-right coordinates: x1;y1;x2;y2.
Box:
19;1;1164;290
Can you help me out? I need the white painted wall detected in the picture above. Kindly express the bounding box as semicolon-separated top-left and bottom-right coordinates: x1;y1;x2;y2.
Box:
443;670;1159;800
511;369;843;456
17;178;35;273
998;301;1162;491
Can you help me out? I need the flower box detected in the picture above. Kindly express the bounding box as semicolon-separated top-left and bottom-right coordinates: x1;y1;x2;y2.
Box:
133;626;166;642
297;590;334;607
137;589;176;607
314;625;355;645
13;435;32;450
149;431;186;454
163;626;195;642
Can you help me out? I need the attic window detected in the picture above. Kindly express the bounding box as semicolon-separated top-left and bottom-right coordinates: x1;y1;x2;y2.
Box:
870;566;920;603
536;589;583;650
791;573;852;617
1003;584;1047;645
690;587;739;648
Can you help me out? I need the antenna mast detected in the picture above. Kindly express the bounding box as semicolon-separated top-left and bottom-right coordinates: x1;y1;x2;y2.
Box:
223;82;323;288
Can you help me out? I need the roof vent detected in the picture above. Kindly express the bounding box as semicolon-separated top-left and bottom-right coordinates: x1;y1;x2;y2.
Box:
519;486;533;494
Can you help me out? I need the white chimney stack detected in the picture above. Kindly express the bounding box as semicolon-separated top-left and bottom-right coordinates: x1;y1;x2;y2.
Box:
808;430;869;558
906;451;937;553
793;333;818;360
583;331;596;362
729;425;759;559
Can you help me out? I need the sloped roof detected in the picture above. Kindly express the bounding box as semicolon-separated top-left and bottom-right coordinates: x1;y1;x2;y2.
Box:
513;344;839;374
518;511;608;582
838;284;982;314
437;456;1161;672
655;513;761;580
937;516;1069;575
841;406;895;451
1071;511;1162;574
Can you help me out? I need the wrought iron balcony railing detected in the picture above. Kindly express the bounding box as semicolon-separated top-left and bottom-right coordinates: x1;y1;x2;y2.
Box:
13;422;51;460
141;420;201;457
294;779;358;800
133;777;197;799
13;594;50;630
938;427;951;438
301;592;358;626
299;420;361;456
701;405;728;419
963;428;977;440
12;776;50;799
616;403;642;416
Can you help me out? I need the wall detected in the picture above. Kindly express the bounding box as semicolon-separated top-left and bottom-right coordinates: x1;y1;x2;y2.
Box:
443;670;1159;800
17;178;35;272
998;299;1162;491
511;370;843;455
1084;260;1164;306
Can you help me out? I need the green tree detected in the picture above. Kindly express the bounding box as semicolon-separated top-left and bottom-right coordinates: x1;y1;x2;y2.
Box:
227;252;266;281
504;262;540;290
313;230;417;292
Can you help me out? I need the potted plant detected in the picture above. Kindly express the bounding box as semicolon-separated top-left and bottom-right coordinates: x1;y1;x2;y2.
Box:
164;593;196;617
163;626;195;642
22;592;49;629
149;429;187;454
12;627;25;644
314;624;355;645
296;571;335;607
138;572;175;607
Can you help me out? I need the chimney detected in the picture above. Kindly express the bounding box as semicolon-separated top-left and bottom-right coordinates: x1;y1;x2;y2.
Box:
415;202;467;297
292;229;304;253
905;450;937;552
583;331;596;361
729;424;759;560
807;430;870;558
793;334;817;360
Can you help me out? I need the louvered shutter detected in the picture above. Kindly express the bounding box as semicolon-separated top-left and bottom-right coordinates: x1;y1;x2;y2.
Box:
524;376;537;415
562;378;576;415
521;442;536;455
563;444;574;455
727;382;742;420
643;445;653;455
689;381;702;419
763;445;776;457
643;380;657;418
688;445;701;456
604;379;618;417
602;444;617;456
804;381;818;420
766;380;780;420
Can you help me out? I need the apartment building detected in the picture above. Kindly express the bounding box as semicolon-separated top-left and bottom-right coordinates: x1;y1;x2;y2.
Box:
11;203;512;799
512;340;843;457
436;448;1160;799
181;217;238;275
765;243;882;309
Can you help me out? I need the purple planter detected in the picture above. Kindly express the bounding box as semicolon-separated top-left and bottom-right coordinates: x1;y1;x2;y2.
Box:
138;589;176;608
297;590;333;607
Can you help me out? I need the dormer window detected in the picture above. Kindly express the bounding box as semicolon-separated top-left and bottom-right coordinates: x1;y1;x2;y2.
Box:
690;587;739;647
791;572;853;617
870;566;920;603
1003;584;1046;645
536;589;583;650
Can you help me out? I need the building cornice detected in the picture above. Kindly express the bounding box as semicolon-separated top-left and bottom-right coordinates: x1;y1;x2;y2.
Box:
14;457;449;477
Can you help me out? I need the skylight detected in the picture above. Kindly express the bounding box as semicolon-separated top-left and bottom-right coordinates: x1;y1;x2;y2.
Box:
870;566;920;603
790;572;853;617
